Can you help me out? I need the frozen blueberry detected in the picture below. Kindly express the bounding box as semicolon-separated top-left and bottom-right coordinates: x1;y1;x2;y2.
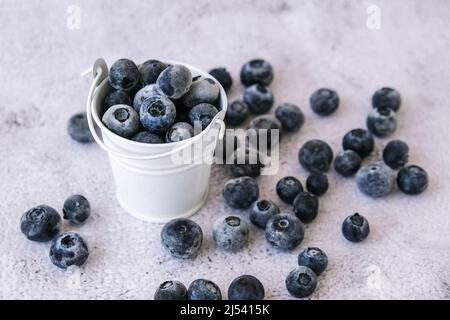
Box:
225;100;249;126
132;131;164;144
209;67;232;92
250;200;280;229
165;122;194;143
154;280;187;300
276;176;303;204
156;64;192;99
247;115;282;149
181;76;220;109
103;90;131;113
140;59;168;85
310;88;339;116
356;162;396;198
383;140;409;169
275;103;305;132
342;213;370;242
265;213;304;251
397;165;428;195
20;205;61;242
140;95;176;133
188;279;222;300
161;218;203;259
293;192;319;223
298;139;334;173
102;104;140;138
367;107;397;138
228;275;265;300
63;194;90;225
243;84;274;115
342;128;374;158
215;131;240;163
109;58;140;92
229;147;264;177
372;87;401;112
240;59;274;86
286;266;317;298
188;103;219;130
213;216;250;252
49;232;89;269
334;150;362;177
223;176;259;209
67;112;94;143
298;247;328;276
133;84;162;112
306;173;328;196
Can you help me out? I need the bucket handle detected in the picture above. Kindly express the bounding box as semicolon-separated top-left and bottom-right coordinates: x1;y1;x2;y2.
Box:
86;58;226;160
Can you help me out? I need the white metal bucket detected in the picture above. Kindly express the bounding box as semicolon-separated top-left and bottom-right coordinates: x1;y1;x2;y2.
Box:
86;58;226;223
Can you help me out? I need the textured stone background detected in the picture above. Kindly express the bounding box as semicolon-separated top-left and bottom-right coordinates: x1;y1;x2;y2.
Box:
1;0;450;300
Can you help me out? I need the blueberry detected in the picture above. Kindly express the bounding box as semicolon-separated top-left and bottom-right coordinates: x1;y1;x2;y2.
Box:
223;176;259;209
228;275;265;300
49;232;89;269
247;115;282;150
367;106;397;138
103;90;131;113
181;76;220;109
67;112;94;143
342;128;374;158
63;194;90;225
397;165;428;195
156;64;192;99
276;176;303;204
132;131;164;144
250;200;280;229
215;131;240;162
293;192;319;223
154;280;187;300
240;59;274;86
165;122;194;143
140;59;168;85
265;213;304;251
133;84;162;113
109;58;140;92
213;216;250;252
342;213;370;242
229;147;264;177
188;103;219;130
285;266;317;298
275;103;305;132
140;95;176;133
225;100;249;126
383;140;409;169
298;247;328;275
334;150;362;177
243;84;274;115
310;88;339;116
161;218;203;259
298;139;334;173
209;67;232;92
102;104;140;138
372;87;401;112
356;162;396;198
20;205;61;242
306;173;328;196
188;279;222;300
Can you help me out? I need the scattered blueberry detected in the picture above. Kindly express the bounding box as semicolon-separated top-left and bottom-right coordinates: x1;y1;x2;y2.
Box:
229;147;264;177
293;192;319;223
397;165;428;195
275;103;305;132
215;131;240;162
154;280;187;300
383;140;409;169
20;205;61;242
49;232;89;269
209;67;232;92
298;247;328;276
247;115;282;149
285;266;317;298
276;176;303;204
140;59;168;85
181;76;220;108
342;128;374;158
140;95;176;133
228;275;265;300
213;216;250;252
109;58;140;92
240;59;274;86
243;84;274;115
367;106;397;138
133;84;162;112
67;112;94;143
188;279;222;300
298;139;334;173
334;150;362;177
223;176;259;209
265;213;304;251
132;131;164;144
306;173;329;196
342;213;370;242
103;90;131;113
372;87;401;112
356;162;396;198
156;64;192;99
188;103;219;130
63;194;90;225
225;100;249;126
250;200;280;229
310;88;339;116
161;218;203;259
102;104;140;138
165;122;194;143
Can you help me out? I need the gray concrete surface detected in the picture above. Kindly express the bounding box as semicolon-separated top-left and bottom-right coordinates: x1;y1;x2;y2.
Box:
1;0;450;300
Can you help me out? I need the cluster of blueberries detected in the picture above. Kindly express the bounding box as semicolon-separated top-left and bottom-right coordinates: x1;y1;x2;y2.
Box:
20;195;91;269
